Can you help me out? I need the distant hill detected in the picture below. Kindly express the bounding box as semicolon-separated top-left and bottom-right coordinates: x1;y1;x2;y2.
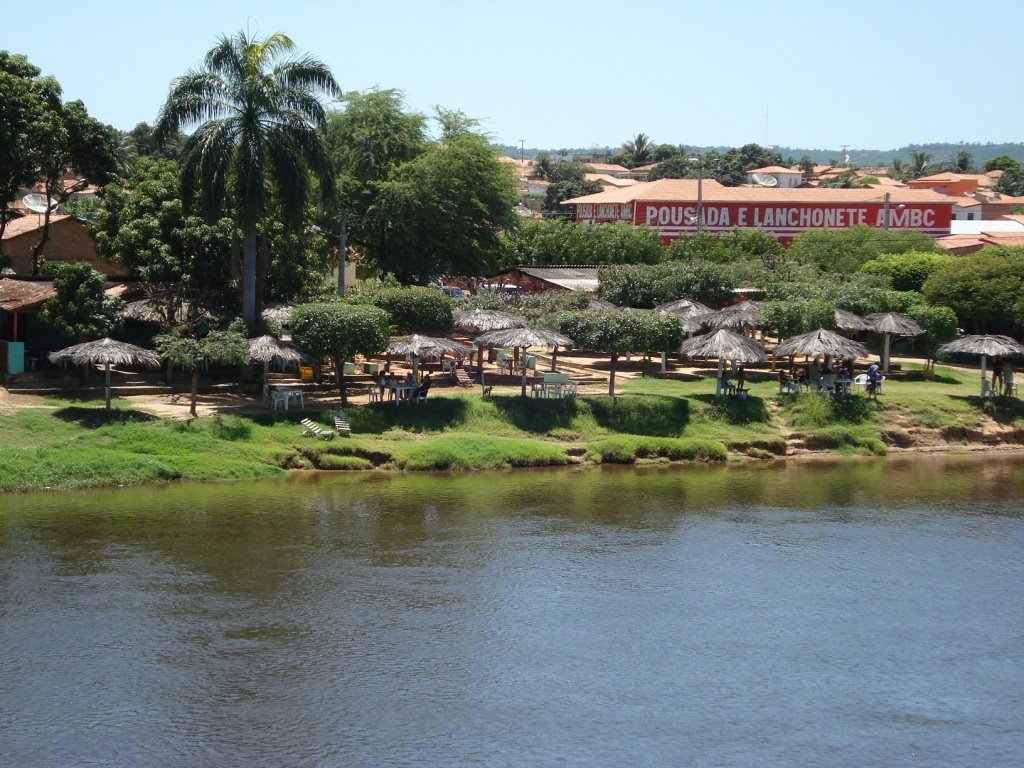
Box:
494;142;1024;169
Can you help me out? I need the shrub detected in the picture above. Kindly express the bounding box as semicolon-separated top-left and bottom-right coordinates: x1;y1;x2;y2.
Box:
317;454;373;470
587;436;727;464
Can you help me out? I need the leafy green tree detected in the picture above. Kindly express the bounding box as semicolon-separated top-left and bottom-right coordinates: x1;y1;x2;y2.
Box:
995;167;1024;196
788;225;938;274
907;304;958;371
154;322;249;416
921;246;1024;331
92;157;237;321
647;156;695;181
798;155;815;175
154;30;340;331
859;251;955;292
598;262;733;308
30;98;118;273
363;286;453;334
612;132;654;168
501;219;662;267
984;156;1019;174
324;88;427;259
290;302;390;404
761;299;836;339
559;309;682;395
909;151;933;178
38;263;123;341
944;151;973;173
544;177;602;216
379;131;518;281
324;91;517;282
0;52;59;244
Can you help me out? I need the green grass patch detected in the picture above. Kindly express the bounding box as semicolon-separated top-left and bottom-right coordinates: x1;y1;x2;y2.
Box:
317;454;374;471
586;436;727;464
393;433;570;471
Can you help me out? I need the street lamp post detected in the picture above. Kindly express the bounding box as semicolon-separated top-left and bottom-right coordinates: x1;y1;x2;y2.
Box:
690;155;704;235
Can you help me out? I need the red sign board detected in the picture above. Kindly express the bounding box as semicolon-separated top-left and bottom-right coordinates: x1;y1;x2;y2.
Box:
632;201;952;242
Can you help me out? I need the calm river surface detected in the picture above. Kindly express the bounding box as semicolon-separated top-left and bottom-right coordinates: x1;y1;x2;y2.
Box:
1;455;1022;767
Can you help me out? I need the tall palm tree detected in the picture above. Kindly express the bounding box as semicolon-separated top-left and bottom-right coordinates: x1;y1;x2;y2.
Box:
154;31;340;330
624;132;654;167
909;151;932;179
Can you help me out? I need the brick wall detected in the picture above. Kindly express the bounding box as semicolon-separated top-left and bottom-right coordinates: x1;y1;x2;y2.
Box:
3;217;129;277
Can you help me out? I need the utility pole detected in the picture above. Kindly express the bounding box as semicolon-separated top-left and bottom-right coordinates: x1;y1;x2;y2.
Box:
690;155;704;236
882;192;891;230
336;210;347;297
519;139;525;166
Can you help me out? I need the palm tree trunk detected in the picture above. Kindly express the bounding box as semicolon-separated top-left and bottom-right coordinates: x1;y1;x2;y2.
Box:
242;224;258;332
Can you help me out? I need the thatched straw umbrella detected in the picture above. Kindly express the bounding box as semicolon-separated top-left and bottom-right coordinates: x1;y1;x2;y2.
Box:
452;309;526;372
49;338;161;411
694;300;765;332
679;329;767;397
261;303;293;327
585;298;616;311
249;335;302;406
655;298;713;318
834;308;871;332
866;312;924;374
386;334;473;379
775;329;871;361
473;327;575;397
937;334;1024;397
654;299;713;371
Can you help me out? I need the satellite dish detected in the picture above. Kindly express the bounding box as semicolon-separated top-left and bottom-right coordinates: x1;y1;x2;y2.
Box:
22;193;58;213
751;173;779;187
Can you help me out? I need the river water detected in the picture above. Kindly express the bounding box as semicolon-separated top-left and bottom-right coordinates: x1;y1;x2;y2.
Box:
1;456;1022;767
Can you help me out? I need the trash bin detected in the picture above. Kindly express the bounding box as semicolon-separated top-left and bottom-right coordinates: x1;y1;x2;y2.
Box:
300;366;314;381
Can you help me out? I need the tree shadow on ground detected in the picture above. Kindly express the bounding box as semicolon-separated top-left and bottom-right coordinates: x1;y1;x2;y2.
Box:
949;394;1024;423
586;395;692;436
347;397;473;434
52;406;159;428
489;395;584;434
690;394;772;425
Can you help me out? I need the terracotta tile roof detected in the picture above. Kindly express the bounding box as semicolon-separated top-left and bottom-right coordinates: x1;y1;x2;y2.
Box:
583;162;630;174
0;279;56;311
563;178;956;206
935;235;986;252
584;173;639;188
953;198;983;207
748;166;801;174
2;213;72;239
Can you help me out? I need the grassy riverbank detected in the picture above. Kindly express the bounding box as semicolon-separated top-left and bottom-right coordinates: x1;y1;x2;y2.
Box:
1;363;1021;492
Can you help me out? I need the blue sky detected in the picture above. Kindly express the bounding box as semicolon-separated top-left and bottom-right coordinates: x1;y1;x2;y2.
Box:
4;0;1021;152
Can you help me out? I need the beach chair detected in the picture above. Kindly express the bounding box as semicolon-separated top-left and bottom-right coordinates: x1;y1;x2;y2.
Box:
332;410;352;435
454;368;474;388
301;418;334;440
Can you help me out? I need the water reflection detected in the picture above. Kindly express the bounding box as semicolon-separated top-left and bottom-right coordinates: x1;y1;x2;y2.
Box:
1;454;1023;767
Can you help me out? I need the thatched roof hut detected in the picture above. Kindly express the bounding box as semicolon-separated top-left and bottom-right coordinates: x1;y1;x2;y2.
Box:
938;334;1024;397
775;329;871;360
49;338;161;410
694;300;765;331
834;308;871;332
680;329;766;397
474;326;575;397
866;312;924;373
452;309;525;334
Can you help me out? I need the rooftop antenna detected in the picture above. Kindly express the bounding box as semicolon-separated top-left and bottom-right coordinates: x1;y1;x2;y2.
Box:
840;144;850;166
764;103;768;147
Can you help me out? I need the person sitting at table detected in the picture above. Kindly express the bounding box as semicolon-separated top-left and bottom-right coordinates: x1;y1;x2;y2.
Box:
377;372;388;398
779;368;799;394
401;371;416;400
415;372;432;400
385;373;399;400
